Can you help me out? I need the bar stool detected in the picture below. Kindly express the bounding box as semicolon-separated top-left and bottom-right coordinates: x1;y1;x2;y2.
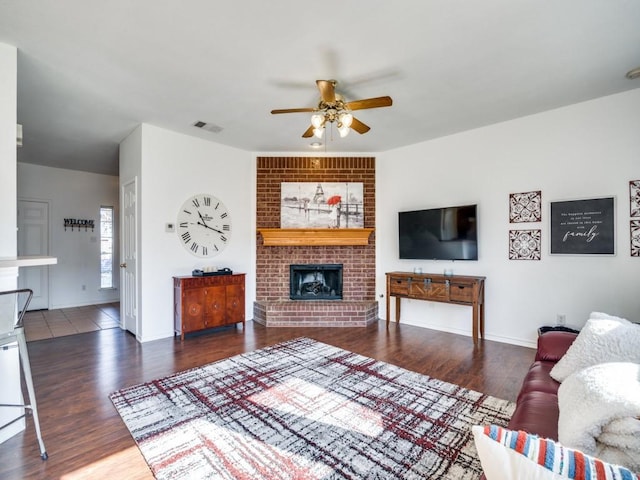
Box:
0;289;48;460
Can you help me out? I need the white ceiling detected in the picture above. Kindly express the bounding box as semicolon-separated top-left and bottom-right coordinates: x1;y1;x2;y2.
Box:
1;0;639;176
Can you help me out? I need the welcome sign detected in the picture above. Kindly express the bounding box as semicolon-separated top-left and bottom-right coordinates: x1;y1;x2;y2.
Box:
550;197;615;255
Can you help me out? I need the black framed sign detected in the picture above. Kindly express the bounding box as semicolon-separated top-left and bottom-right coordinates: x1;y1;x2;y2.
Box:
550;197;615;255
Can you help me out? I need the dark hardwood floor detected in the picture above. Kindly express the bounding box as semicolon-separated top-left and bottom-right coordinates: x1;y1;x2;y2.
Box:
0;320;535;479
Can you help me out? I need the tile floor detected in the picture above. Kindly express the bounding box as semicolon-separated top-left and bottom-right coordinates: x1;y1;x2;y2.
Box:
24;302;120;342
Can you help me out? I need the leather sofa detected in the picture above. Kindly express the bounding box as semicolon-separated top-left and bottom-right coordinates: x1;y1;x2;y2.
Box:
507;330;577;440
478;330;577;480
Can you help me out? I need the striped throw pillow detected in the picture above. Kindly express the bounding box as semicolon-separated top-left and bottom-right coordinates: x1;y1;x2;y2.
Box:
472;425;639;480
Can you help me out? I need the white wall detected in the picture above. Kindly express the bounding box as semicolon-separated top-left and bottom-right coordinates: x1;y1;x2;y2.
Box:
17;163;120;308
121;124;255;342
377;89;640;347
0;42;24;443
0;43;17;267
119;124;142;338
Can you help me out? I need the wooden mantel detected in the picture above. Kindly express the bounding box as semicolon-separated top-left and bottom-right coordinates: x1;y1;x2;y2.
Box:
259;228;374;246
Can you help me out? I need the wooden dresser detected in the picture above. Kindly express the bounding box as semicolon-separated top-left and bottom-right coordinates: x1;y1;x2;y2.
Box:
385;272;485;344
173;273;245;340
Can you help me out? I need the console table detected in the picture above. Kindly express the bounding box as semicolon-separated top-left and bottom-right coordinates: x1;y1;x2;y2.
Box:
385;272;486;344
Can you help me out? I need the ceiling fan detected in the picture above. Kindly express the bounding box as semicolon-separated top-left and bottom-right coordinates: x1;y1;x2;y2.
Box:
271;79;392;139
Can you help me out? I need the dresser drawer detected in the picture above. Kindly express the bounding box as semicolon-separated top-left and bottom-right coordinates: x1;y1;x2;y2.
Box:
179;277;204;288
201;274;244;287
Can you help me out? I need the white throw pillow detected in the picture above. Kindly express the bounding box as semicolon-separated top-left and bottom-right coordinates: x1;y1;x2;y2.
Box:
549;314;640;383
472;425;639;480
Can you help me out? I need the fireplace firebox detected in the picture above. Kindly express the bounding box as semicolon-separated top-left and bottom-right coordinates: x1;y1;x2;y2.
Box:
290;264;343;300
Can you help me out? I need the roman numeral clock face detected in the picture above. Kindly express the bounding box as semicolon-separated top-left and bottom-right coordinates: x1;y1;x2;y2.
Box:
177;194;232;257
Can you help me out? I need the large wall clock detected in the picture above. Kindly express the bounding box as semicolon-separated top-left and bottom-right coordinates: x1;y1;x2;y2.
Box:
177;194;232;257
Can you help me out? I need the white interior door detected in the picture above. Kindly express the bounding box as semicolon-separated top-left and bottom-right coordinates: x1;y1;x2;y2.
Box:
17;200;50;310
121;179;138;336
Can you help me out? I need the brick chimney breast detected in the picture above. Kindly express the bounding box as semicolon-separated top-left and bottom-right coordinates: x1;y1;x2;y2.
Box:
254;157;377;327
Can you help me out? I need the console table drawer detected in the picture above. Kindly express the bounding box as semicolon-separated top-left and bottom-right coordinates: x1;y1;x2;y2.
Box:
389;278;410;295
449;284;473;303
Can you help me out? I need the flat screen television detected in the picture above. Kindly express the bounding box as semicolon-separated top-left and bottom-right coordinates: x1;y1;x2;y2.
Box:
398;204;478;260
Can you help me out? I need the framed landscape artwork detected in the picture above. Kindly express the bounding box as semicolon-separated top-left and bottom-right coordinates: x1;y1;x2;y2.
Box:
550;197;615;255
280;182;364;229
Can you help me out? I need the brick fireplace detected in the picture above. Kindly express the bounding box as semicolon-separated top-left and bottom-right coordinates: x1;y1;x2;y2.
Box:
254;157;378;327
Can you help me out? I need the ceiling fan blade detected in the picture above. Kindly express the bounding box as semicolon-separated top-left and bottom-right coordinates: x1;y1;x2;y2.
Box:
316;80;336;103
271;107;316;114
345;96;393;111
350;117;371;134
302;125;315;138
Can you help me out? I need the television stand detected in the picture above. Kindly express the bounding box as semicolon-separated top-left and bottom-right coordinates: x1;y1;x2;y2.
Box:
385;272;486;344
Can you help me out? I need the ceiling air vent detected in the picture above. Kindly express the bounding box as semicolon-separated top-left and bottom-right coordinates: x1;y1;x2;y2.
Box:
192;121;223;133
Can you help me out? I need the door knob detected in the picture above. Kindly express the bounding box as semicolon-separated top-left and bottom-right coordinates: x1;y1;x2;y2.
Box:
119;263;127;268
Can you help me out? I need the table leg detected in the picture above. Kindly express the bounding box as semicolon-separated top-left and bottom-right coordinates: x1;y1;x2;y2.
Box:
386;295;390;328
472;302;479;344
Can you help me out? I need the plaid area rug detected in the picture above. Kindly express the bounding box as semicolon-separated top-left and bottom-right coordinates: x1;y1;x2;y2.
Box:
110;337;514;479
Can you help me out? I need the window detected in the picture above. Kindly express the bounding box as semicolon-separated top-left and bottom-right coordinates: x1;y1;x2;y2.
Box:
100;206;114;289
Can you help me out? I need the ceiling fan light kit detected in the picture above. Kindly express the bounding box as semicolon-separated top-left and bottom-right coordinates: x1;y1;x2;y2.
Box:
311;114;324;128
626;66;640;80
311;113;325;138
271;79;392;139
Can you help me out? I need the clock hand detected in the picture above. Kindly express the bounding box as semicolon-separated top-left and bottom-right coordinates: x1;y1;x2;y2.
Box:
196;211;224;234
197;221;225;235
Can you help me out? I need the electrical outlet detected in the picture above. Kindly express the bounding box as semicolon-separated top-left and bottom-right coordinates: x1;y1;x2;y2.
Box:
556;314;566;326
